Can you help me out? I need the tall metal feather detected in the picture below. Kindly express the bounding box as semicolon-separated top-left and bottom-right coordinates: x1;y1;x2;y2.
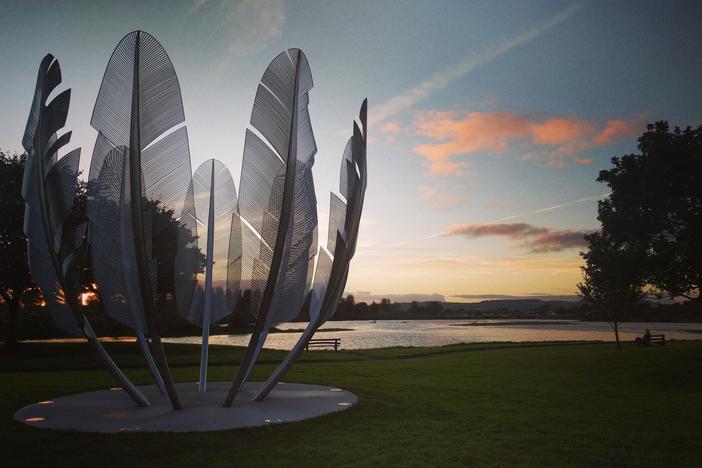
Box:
179;159;239;392
87;31;196;410
22;54;150;407
223;49;316;406
253;99;368;401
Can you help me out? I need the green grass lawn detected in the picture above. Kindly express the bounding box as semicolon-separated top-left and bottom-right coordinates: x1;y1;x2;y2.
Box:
2;340;701;467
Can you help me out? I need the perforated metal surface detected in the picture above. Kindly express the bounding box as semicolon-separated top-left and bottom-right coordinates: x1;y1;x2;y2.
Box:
251;99;368;402
21;54;83;336
88;31;197;333
182;159;238;325
87;30;195;409
22;53;150;406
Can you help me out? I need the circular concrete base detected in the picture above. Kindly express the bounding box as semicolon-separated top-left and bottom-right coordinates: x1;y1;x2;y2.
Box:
14;382;357;433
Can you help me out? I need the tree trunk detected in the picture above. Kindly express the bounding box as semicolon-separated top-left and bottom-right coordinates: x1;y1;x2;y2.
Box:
3;296;19;354
613;322;622;349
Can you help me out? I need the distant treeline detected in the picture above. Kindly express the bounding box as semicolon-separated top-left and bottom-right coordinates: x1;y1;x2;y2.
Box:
329;295;702;323
2;293;700;341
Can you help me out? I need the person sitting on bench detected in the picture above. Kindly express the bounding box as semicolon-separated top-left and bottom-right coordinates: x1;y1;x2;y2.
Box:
634;329;651;346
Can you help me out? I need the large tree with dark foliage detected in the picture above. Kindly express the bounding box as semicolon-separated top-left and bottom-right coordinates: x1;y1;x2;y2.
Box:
578;231;647;348
0;151;32;350
596;122;702;303
580;121;702;347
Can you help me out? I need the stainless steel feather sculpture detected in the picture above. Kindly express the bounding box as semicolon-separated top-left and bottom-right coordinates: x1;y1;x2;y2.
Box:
21;54;150;407
179;159;240;393
252;99;368;401
86;31;199;410
22;33;368;413
223;49;317;406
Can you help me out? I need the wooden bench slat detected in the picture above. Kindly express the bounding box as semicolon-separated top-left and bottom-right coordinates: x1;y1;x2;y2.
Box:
636;333;666;346
306;338;341;351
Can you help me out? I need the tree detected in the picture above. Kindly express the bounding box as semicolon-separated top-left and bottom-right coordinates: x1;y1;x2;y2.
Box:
578;231;647;348
596;122;702;304
0;151;32;351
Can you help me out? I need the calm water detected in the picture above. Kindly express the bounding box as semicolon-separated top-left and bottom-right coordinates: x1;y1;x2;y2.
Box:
164;320;702;350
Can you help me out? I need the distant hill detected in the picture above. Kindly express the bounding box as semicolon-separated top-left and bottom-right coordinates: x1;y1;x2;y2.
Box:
449;294;581;302
349;292;446;303
396;299;581;312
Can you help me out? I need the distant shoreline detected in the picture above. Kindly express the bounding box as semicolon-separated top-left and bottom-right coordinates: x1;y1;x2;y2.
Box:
451;320;575;327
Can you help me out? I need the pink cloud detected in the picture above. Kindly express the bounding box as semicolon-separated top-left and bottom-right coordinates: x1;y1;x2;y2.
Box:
530;230;589;253
446;222;589;253
448;223;547;238
413;111;642;175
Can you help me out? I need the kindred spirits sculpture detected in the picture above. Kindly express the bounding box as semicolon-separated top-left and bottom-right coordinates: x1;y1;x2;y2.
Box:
21;30;367;412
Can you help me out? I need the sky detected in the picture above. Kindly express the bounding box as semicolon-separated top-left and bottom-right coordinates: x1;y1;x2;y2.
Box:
1;0;701;302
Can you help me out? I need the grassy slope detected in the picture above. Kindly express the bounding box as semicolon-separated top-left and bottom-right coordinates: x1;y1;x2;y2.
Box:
2;340;701;467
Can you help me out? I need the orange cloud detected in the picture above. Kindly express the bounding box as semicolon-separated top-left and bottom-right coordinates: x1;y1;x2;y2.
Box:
414;149;466;176
415;111;531;154
593;119;640;145
414;111;532;175
530;117;594;144
413;111;642;175
381;121;401;134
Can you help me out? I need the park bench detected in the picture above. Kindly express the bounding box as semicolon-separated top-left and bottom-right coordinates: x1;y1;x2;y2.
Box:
636;333;666;346
649;334;666;346
306;338;341;351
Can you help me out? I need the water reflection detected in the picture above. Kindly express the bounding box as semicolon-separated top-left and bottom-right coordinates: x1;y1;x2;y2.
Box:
164;320;702;350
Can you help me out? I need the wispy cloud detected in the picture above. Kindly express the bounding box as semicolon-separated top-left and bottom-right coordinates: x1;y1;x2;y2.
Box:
381;121;401;134
446;222;589;253
191;0;285;61
487;198;516;211
419;184;471;210
392;192;604;247
189;0;208;14
369;2;583;126
380;121;401;142
593;119;640;145
413;111;642;174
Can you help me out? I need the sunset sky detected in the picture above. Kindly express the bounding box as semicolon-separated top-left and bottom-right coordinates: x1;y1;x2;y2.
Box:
1;0;701;302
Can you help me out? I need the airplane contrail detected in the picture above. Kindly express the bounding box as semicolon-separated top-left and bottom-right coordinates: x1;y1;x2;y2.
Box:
369;2;584;126
489;192;609;223
391;191;607;247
